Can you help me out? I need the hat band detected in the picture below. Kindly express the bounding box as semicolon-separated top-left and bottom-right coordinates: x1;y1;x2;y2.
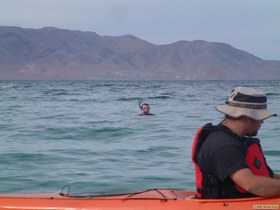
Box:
233;92;267;103
226;101;267;109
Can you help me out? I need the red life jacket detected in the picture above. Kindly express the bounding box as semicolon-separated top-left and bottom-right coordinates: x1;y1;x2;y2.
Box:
192;123;273;198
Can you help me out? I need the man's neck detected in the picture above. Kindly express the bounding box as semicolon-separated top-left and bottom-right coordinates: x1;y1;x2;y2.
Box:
221;119;246;137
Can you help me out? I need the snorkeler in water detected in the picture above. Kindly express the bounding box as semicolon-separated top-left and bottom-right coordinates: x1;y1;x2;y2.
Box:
139;100;154;116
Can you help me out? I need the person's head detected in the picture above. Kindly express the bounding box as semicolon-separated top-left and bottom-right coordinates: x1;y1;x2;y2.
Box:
216;86;277;136
140;103;151;115
224;115;264;137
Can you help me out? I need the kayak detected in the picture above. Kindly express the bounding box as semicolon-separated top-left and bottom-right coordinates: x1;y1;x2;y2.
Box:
0;189;279;210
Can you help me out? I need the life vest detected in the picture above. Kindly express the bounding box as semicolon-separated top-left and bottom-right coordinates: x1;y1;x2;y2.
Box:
192;123;273;198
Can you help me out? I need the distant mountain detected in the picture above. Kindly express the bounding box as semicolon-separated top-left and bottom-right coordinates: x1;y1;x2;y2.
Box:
0;26;279;80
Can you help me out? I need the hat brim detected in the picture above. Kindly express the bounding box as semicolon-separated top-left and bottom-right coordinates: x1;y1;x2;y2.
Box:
216;104;277;121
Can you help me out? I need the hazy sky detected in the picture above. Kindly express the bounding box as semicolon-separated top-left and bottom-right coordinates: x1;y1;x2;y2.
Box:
1;0;280;60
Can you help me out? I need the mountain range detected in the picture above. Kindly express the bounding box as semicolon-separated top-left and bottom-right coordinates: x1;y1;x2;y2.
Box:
0;26;279;80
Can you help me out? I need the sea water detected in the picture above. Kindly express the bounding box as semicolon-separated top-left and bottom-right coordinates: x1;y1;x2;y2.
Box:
0;80;279;194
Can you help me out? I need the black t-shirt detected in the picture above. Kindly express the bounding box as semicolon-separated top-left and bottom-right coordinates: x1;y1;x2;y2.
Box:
197;127;248;181
196;124;253;198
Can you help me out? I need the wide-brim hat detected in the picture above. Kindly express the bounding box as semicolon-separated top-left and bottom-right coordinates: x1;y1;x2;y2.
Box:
216;86;277;121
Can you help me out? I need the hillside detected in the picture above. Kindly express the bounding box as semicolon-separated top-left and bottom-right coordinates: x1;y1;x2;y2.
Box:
0;26;279;80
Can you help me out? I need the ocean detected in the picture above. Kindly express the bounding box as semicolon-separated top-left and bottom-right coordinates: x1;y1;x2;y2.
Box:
0;80;279;194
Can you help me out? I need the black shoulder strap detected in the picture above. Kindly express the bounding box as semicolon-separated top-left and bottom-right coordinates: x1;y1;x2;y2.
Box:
244;137;260;147
193;123;218;162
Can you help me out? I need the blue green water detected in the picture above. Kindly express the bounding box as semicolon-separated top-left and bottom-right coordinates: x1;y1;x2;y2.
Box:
0;80;279;194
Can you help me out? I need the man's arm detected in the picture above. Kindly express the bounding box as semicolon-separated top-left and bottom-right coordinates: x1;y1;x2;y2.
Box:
231;168;280;197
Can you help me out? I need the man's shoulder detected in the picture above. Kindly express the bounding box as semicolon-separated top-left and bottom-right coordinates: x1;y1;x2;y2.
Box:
205;129;243;147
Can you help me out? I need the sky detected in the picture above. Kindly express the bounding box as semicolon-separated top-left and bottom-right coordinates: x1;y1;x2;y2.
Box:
1;0;280;60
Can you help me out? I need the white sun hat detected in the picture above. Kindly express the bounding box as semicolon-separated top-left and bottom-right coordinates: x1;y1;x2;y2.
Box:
216;86;277;121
